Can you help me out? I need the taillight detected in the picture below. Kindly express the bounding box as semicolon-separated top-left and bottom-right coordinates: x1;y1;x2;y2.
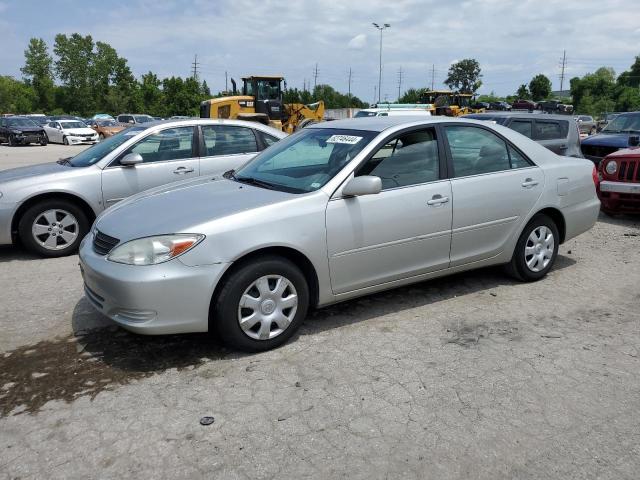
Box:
592;165;599;189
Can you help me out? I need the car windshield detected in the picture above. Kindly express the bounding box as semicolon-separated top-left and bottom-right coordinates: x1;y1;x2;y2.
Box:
60;121;86;129
355;110;378;117
233;128;377;193
7;118;38;127
602;113;640;133
67;127;145;167
134;115;152;123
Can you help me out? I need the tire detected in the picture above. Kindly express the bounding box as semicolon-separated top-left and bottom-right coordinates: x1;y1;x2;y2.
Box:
506;214;559;282
40;135;48;146
8;134;16;146
212;255;309;352
63;136;69;145
99;133;105;141
590;127;596;135
18;199;89;257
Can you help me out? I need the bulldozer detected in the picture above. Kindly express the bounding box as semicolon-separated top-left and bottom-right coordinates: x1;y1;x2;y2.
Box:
419;90;478;116
199;76;324;134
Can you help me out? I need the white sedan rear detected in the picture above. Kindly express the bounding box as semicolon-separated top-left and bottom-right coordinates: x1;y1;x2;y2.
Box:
44;120;99;145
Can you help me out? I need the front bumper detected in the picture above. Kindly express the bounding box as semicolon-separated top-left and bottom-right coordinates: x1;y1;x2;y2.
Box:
67;135;98;145
78;232;230;334
598;181;640;212
14;133;45;144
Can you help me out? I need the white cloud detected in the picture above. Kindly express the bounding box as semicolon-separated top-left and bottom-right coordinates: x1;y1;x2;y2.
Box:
348;34;367;50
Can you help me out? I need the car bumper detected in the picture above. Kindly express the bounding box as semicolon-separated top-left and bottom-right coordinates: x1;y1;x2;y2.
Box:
67;135;98;145
598;181;640;212
14;133;44;144
78;232;230;334
562;196;601;242
0;202;17;245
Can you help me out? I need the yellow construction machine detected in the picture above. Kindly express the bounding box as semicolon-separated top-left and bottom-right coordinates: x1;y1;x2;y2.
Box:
199;76;324;134
419;90;479;116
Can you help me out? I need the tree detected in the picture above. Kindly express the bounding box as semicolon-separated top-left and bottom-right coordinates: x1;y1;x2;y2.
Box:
570;67;616;114
445;59;482;93
528;74;552;101
21;38;54;111
0;76;36;113
398;88;426;103
516;84;529;99
53;33;95;114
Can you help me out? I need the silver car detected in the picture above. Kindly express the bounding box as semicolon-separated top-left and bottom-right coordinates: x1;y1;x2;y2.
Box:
79;117;600;351
0;119;286;257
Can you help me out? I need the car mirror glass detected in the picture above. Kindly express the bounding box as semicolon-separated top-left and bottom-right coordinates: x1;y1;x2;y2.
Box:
120;153;144;166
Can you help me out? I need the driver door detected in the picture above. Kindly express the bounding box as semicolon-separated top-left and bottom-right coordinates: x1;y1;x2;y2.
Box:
100;126;199;207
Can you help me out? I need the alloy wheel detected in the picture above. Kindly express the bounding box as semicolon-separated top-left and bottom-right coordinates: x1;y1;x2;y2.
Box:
524;226;554;273
31;209;79;251
237;275;298;340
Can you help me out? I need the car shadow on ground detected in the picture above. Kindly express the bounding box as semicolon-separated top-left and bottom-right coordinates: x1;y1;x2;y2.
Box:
0;245;41;263
0;254;576;417
596;211;640;231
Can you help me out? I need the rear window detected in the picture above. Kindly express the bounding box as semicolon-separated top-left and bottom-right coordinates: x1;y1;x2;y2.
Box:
535;120;568;140
509;120;533;138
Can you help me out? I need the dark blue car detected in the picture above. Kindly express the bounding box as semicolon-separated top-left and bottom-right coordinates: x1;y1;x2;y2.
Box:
581;112;640;164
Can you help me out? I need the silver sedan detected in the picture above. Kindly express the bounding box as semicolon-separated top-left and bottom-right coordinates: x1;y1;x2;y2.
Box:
79;116;600;351
0;119;286;256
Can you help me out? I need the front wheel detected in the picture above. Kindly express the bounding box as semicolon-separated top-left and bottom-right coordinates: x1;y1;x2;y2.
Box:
40;135;48;146
63;136;69;145
99;133;105;141
18;199;89;257
506;214;559;282
212;256;309;352
8;134;16;146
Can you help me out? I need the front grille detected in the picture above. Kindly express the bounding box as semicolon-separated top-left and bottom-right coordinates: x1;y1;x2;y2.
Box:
581;144;619;160
93;230;120;255
618;159;640;182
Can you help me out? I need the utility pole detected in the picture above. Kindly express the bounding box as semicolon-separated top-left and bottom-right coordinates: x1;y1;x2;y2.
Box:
313;63;319;90
431;64;435;90
348;67;352;107
559;50;567;92
372;23;391;103
373;85;377;105
191;54;200;80
397;67;403;100
225;71;228;93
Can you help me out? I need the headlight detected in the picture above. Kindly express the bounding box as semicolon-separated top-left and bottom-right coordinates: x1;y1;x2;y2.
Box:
107;234;204;265
14;130;22;134
605;160;617;175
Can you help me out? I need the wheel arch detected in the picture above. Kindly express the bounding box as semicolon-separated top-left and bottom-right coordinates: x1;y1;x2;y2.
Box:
534;207;566;244
209;245;320;319
11;192;98;241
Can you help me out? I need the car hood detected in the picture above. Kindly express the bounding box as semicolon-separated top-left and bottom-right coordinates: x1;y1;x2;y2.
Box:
95;177;293;242
64;128;96;135
9;126;43;133
581;133;634;148
0;162;70;184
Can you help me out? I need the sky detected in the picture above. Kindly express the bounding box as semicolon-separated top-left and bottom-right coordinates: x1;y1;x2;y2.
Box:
1;0;639;103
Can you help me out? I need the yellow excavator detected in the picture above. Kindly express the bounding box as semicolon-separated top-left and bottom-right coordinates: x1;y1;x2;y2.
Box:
199;76;324;134
419;90;479;116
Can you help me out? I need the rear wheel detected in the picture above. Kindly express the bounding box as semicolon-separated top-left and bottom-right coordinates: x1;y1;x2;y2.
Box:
18;199;89;257
506;214;559;282
212;256;309;352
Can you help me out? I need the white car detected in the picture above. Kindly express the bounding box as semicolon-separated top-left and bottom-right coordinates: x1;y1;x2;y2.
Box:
44;120;99;145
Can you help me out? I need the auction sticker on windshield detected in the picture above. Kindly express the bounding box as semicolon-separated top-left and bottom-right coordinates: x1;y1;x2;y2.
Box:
326;135;362;145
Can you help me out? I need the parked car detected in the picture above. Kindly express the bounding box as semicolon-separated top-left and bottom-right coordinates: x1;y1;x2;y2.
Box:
489;101;511;111
78;116;600;351
463;112;583;157
511;99;538;111
0;116;47;146
597;147;640;214
116;114;154;125
89;119;127;140
354;108;431;117
596;112;622;132
471;101;490;110
575;115;597;135
92;113;115;122
0;119;286;257
44;120;99;145
581;112;640;165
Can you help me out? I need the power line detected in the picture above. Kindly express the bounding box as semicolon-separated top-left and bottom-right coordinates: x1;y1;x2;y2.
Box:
191;54;200;80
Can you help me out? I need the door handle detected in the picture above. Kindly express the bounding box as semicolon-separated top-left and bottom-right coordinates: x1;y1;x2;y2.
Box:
521;178;539;188
427;194;450;206
173;166;194;174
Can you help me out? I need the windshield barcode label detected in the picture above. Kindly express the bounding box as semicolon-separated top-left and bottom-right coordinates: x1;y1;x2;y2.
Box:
326;135;362;145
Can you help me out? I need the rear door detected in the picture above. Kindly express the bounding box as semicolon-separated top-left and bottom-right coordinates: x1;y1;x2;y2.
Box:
101;125;199;206
534;119;569;154
199;124;260;176
443;124;544;266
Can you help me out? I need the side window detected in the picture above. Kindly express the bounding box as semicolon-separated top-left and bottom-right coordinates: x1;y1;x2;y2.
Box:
535;121;566;140
121;126;195;164
508;145;532;169
201;125;257;156
445;126;511;177
356;129;440;189
509;120;533;138
256;130;279;149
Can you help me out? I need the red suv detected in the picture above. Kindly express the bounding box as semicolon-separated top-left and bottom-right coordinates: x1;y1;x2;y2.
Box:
597;147;640;214
511;99;538;111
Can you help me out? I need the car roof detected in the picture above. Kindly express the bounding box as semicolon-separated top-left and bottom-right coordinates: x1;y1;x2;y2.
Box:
132;118;288;136
310;116;463;132
463;112;573;121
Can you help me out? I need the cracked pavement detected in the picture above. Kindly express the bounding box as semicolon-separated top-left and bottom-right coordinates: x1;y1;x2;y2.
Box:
1;147;640;479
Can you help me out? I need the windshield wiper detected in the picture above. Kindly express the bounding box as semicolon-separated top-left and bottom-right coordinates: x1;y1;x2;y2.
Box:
223;169;236;180
234;175;278;190
57;157;72;166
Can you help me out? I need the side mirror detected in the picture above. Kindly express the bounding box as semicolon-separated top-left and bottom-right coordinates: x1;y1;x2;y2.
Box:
120;153;144;166
342;176;382;197
128;119;135;124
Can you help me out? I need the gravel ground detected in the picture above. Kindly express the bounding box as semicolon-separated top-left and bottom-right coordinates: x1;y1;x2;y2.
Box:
0;145;639;479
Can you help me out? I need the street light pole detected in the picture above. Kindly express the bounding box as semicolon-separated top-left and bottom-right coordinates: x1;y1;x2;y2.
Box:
372;22;390;104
